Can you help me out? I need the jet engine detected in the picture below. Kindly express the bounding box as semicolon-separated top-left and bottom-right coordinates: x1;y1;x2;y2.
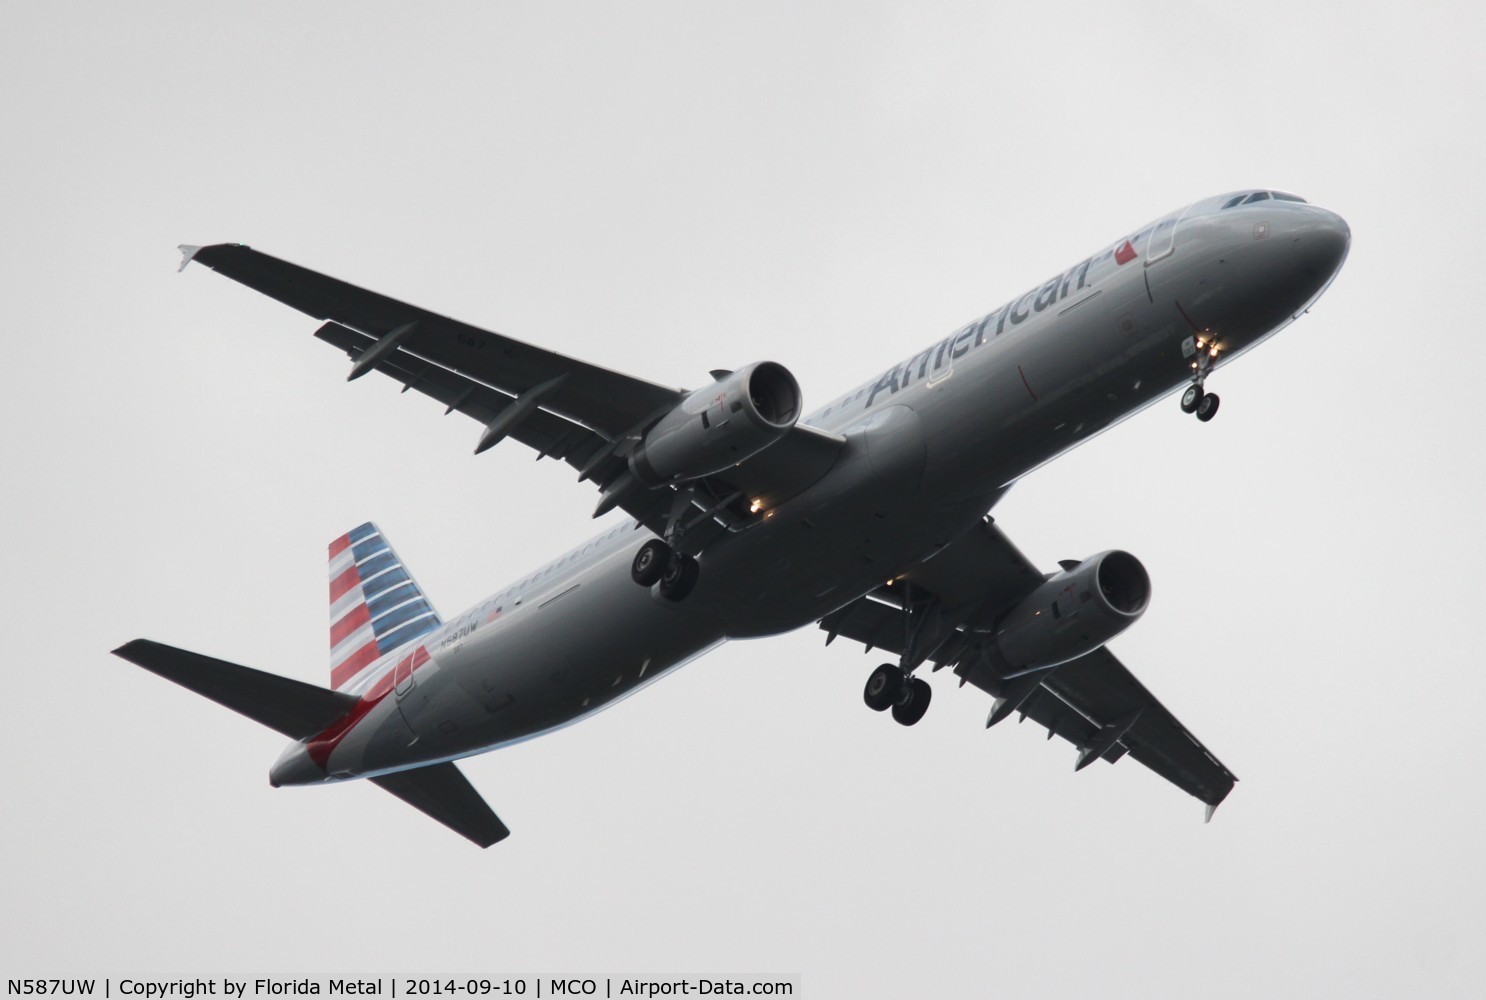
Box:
629;361;802;486
991;550;1151;670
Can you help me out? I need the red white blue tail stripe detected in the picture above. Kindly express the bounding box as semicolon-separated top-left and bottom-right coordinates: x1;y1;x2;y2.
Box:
328;523;442;689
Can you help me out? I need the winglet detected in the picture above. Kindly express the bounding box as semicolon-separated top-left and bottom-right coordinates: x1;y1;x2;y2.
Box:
177;244;203;272
1204;802;1220;823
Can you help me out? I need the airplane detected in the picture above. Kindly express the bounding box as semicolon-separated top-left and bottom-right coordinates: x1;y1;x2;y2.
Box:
115;189;1349;846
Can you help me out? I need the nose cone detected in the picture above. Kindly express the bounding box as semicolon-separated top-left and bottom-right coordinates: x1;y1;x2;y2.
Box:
1294;205;1351;287
269;742;326;787
1224;202;1351;326
1178;200;1350;338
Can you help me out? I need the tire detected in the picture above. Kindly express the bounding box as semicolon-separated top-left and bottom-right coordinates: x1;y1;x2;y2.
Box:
658;553;699;602
891;677;932;727
863;664;904;712
631;539;672;586
1180;384;1203;413
1196;392;1221;422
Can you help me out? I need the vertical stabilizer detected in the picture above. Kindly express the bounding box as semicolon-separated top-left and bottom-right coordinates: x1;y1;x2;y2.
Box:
327;523;442;689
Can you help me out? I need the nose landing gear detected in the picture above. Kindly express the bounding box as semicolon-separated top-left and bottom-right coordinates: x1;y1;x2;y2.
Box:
1180;334;1222;422
1180;384;1221;421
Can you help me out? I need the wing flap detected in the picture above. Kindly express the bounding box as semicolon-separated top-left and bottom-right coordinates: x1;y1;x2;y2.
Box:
314;321;612;470
1047;648;1238;805
821;594;909;658
313;319;842;533
957;647;1238;806
370;762;510;847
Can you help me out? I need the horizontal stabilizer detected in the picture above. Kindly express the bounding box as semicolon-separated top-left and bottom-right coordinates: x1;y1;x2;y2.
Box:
114;639;357;740
371;762;510;847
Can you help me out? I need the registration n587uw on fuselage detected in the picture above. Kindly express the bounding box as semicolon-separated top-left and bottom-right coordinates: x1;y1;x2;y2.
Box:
116;190;1349;846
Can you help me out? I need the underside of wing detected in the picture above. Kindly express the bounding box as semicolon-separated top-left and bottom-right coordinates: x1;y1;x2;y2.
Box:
186;244;844;540
188;244;683;437
957;647;1237;810
819;517;1237;813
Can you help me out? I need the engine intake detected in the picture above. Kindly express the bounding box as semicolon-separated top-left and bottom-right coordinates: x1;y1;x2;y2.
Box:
992;550;1151;671
629;361;802;486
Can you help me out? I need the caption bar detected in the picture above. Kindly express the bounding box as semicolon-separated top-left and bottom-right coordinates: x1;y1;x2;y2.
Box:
6;980;797;1000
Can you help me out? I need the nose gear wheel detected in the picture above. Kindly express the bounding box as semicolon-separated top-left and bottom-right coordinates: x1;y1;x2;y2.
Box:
1180;333;1224;421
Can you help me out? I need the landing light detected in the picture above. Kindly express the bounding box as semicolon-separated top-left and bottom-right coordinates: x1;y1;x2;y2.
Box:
749;498;764;514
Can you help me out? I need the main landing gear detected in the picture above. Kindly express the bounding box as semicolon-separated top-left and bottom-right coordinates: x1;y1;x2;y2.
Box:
864;663;932;727
631;538;698;602
1180;333;1222;422
857;580;950;728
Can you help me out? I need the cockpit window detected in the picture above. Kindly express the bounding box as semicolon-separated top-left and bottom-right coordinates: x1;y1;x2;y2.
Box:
1222;190;1308;209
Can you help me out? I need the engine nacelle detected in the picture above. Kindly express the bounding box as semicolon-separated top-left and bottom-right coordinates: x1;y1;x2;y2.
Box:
629;361;802;486
993;550;1151;670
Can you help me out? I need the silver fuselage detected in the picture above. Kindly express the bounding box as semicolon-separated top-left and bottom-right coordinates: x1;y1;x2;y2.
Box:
271;192;1349;786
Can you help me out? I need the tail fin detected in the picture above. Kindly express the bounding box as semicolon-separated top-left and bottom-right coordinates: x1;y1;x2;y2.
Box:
113;639;357;739
327;522;442;689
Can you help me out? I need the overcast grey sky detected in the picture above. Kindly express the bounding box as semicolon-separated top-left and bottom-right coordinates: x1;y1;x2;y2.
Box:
5;2;1485;996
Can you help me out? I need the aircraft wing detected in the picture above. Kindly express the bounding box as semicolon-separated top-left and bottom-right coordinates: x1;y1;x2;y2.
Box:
182;244;842;535
185;244;683;437
819;519;1237;814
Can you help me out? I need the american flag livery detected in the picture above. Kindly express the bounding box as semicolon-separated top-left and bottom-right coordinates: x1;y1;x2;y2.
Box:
327;522;442;690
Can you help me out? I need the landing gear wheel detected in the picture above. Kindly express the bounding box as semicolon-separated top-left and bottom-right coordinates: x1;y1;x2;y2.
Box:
1180;384;1203;414
631;539;673;586
891;677;932;727
657;553;699;602
863;664;904;712
1196;392;1221;422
